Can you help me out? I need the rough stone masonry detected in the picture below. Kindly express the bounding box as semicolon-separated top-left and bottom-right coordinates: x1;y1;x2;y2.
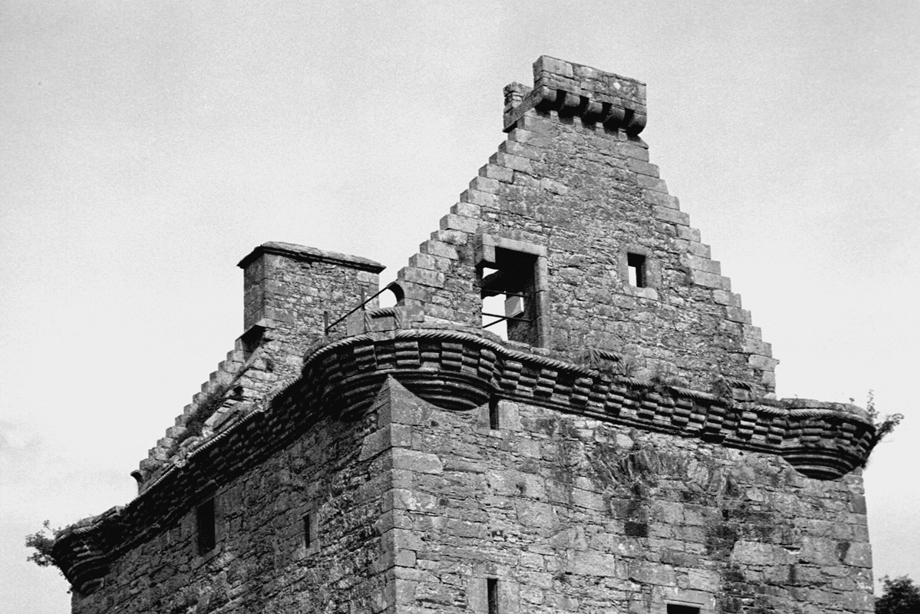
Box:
51;56;877;614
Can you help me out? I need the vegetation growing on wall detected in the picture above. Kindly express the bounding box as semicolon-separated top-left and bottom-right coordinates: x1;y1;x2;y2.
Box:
865;390;903;450
25;520;59;571
875;575;920;614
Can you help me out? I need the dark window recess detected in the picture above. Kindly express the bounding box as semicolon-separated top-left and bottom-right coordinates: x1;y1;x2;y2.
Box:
240;324;265;360
627;252;647;288
487;578;499;614
624;521;649;537
667;605;701;614
489;397;500;430
196;499;216;554
303;513;312;548
481;248;539;345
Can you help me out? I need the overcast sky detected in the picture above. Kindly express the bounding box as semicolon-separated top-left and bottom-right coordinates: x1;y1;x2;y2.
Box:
2;2;918;611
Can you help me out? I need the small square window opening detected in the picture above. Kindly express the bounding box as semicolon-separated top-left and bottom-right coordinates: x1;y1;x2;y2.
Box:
488;397;500;430
627;253;647;288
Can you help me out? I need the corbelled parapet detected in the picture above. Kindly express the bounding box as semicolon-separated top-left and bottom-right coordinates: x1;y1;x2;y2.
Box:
52;328;877;596
301;330;876;480
503;55;647;134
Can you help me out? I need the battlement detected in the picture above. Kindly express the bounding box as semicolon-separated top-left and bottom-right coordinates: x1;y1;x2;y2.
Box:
504;55;647;134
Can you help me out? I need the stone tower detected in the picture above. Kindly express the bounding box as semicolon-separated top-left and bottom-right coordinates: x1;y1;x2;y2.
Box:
52;57;877;614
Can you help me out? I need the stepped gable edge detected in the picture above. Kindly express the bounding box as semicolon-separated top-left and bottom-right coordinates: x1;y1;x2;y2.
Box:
132;242;385;492
392;54;777;395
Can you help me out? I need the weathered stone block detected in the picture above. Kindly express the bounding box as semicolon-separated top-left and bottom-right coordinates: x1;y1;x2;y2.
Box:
500;139;541;161
460;188;500;208
691;270;731;290
712;289;741;307
432;229;469;245
419;240;459;261
638;175;668;193
654;206;691;226
392;449;443;475
399;268;446;289
645;190;680;209
570;552;627;578
439;213;480;234
535;55;574;79
490;152;533;174
627;159;660;177
519;113;553;135
677;225;703;242
469;175;501;194
479;163;514;183
449;201;481;218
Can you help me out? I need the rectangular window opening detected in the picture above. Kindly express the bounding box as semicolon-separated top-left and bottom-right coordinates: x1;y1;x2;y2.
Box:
627;252;647;288
667;605;700;614
196;499;216;554
487;577;499;614
480;249;539;346
481;267;508;339
488;397;500;430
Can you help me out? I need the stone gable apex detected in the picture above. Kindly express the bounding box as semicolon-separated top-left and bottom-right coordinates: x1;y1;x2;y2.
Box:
392;55;777;397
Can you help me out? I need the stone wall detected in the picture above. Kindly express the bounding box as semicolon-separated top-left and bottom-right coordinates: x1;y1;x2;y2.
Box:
394;56;776;395
134;242;384;491
382;378;873;614
73;394;395;614
60;363;874;614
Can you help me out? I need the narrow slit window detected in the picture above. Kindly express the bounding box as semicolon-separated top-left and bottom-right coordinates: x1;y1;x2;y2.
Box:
627;252;647;288
489;397;500;430
196;499;216;554
487;578;499;614
667;605;700;614
303;512;313;548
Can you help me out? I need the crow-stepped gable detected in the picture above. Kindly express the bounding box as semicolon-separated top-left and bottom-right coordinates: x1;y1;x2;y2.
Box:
51;57;877;614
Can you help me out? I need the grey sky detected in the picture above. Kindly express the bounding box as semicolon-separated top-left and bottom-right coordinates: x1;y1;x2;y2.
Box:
2;2;918;611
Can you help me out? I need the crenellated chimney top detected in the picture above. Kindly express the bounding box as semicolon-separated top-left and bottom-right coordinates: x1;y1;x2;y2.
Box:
503;55;647;135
